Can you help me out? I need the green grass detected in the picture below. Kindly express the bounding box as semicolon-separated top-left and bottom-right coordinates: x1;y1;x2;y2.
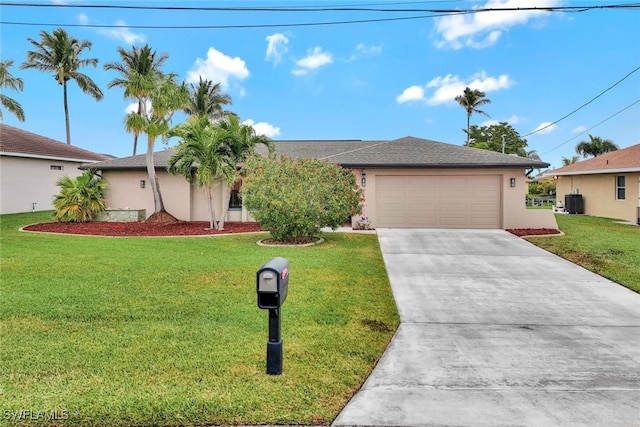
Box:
526;214;640;293
0;212;399;426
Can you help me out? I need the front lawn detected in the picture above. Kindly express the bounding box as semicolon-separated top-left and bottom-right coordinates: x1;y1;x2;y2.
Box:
0;212;399;426
526;214;640;293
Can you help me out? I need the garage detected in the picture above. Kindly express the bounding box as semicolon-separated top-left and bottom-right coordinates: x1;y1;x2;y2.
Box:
375;175;502;228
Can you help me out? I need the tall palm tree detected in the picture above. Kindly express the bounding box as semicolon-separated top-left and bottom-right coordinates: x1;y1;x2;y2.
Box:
455;87;491;146
125;72;188;219
104;45;168;155
184;77;233;121
167;116;234;229
0;60;25;122
21;28;103;145
217;113;273;230
575;134;619;158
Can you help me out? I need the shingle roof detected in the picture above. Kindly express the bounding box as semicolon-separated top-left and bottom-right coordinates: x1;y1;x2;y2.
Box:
546;144;640;176
272;136;549;168
87;136;549;170
0;124;112;162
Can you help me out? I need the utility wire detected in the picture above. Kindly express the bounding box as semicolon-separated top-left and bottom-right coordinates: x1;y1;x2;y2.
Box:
1;2;639;12
524;65;640;137
0;13;461;29
540;98;640;157
1;3;638;29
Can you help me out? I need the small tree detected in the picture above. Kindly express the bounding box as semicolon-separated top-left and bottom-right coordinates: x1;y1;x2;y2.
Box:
53;170;106;222
241;155;362;243
467;122;528;155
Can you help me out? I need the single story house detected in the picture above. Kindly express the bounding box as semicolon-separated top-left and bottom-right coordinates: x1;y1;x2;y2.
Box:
85;136;557;230
0;124;112;214
545;144;640;224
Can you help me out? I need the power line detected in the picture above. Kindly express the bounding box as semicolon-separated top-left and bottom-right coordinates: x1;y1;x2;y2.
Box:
0;3;638;29
524;65;640;137
0;13;459;30
540;98;640;157
0;2;638;12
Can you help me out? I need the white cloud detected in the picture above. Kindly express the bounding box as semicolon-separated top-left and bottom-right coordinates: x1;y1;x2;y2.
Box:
186;47;249;89
265;33;289;64
78;14;145;44
292;47;332;75
572;125;588;133
482;114;523;127
434;0;561;49
396;85;425;104
532;121;557;134
243;119;281;138
349;43;383;61
397;71;513;105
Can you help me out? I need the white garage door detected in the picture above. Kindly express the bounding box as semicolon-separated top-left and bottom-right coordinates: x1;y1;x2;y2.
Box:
376;175;502;228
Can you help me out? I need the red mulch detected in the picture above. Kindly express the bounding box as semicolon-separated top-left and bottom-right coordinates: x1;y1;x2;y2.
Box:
22;221;263;237
506;228;561;237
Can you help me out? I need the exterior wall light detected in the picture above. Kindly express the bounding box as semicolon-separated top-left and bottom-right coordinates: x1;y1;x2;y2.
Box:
140;180;146;189
510;178;516;187
361;170;367;187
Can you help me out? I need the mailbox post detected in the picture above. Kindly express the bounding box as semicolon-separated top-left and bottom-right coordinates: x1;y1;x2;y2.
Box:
256;257;289;375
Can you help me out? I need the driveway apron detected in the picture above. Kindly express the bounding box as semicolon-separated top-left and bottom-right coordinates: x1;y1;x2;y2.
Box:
333;229;640;426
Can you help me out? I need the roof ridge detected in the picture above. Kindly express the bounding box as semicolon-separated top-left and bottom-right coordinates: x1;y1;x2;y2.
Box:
318;138;398;161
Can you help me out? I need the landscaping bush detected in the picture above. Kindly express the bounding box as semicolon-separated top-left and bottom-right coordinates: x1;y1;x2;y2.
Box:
52;169;107;222
241;155;362;243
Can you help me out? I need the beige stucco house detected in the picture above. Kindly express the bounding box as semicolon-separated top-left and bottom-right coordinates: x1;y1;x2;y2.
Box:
86;136;557;230
547;144;640;224
0;124;111;214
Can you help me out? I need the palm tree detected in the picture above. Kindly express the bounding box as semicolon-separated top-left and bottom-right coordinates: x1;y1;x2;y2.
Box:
0;60;25;122
216;114;273;229
184;77;233;121
575;134;619;158
104;45;168;155
21;28;103;145
167;116;234;229
561;155;580;166
455;87;491;146
53;170;107;222
125;72;188;220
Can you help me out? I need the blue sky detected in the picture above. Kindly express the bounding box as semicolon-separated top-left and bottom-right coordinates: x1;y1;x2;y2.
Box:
1;1;639;169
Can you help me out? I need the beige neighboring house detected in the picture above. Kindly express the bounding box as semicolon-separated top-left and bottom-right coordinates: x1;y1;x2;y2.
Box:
0;124;111;214
547;144;640;224
86;136;557;230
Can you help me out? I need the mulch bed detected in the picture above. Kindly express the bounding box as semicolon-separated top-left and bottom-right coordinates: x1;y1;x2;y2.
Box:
506;228;561;237
22;221;263;237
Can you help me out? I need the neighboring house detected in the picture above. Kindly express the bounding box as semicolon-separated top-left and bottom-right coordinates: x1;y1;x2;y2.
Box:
86;136;557;230
546;144;640;224
0;124;112;214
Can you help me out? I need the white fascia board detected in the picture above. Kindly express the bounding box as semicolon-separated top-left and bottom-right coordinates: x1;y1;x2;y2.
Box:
551;167;640;176
0;151;101;164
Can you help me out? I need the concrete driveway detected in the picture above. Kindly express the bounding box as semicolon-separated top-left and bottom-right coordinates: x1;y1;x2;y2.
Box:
333;229;640;426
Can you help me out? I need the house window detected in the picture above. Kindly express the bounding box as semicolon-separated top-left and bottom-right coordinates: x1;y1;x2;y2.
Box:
616;176;625;200
229;181;242;209
50;165;63;171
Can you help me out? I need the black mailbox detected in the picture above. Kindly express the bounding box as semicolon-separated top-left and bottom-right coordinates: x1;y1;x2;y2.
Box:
257;257;289;309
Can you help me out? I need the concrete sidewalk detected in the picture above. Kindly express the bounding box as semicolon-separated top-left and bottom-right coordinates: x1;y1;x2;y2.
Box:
333;229;640;426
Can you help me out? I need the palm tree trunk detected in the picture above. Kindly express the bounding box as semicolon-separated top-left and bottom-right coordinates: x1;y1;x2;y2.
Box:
206;186;217;229
133;100;142;155
218;184;232;231
63;81;71;145
146;137;165;213
465;112;470;146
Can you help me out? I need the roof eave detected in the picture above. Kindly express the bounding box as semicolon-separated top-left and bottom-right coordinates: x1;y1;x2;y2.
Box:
1;151;106;163
339;162;549;169
550;167;640;176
